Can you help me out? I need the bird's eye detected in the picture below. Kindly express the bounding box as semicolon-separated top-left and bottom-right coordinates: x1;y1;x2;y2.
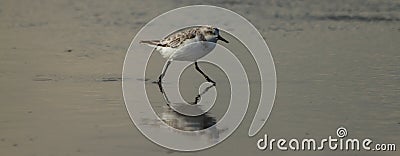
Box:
214;29;219;35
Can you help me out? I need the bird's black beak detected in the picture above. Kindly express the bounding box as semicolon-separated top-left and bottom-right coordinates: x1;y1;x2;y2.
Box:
217;35;229;43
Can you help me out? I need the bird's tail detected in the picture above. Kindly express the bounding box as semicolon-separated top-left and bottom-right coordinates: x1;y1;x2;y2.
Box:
139;40;161;48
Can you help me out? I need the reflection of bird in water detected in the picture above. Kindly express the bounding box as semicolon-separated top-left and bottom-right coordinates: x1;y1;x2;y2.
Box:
161;106;216;131
160;106;220;142
157;81;221;142
140;25;229;86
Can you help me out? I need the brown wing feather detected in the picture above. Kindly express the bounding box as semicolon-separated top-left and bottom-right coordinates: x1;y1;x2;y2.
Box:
140;26;206;48
160;27;200;48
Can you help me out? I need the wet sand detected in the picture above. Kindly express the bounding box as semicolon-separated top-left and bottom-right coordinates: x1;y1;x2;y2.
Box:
0;0;399;155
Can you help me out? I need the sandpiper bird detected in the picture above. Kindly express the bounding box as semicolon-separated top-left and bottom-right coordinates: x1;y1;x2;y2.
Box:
140;25;229;86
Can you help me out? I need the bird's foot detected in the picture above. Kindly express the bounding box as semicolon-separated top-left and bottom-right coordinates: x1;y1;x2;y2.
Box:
206;78;216;86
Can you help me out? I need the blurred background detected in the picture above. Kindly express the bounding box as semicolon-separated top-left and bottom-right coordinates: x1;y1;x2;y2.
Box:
0;0;399;155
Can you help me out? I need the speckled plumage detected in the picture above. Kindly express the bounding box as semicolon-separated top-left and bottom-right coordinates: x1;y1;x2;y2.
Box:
140;25;228;61
140;25;229;86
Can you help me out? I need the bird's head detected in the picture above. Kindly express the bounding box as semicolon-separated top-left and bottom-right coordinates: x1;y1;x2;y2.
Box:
200;26;229;43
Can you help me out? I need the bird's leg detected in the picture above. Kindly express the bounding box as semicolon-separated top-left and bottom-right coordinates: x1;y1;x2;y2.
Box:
154;60;172;106
195;62;216;86
154;60;172;92
153;60;172;84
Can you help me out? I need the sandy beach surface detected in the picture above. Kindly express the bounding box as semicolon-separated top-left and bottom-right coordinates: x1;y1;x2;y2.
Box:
1;0;399;155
